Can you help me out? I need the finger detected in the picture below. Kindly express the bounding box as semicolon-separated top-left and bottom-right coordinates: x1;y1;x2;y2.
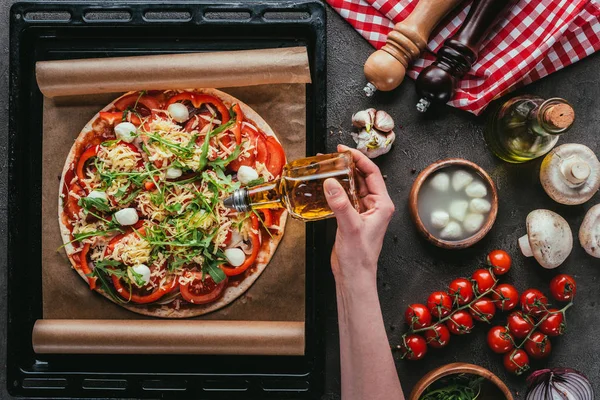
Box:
337;144;388;196
323;178;361;233
355;172;369;198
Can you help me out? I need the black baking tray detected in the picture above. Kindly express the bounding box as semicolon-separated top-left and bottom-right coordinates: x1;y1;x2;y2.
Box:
7;2;327;398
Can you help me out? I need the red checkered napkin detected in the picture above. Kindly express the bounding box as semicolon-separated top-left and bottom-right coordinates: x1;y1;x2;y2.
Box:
327;0;600;115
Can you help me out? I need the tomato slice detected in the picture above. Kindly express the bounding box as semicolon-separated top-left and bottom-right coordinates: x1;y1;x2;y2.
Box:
111;273;178;304
76;145;99;181
222;214;260;276
78;243;97;290
65;183;85;220
265;137;285;177
114;93;161;112
180;272;228;304
99;111;142;126
191;94;230;124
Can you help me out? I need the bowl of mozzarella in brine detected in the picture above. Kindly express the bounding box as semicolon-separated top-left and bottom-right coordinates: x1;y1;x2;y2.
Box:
409;159;498;249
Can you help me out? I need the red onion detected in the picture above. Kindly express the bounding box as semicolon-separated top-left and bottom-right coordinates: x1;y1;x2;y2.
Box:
526;368;593;400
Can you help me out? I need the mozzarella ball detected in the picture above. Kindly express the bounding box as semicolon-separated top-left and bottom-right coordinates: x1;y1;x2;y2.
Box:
114;122;137;143
430;172;450;192
464;213;485;234
114;208;139;226
469;198;492;214
131;264;151;286
166;167;183;179
431;210;450;229
87;190;108;201
167;103;190;123
224;248;246;267
449;200;469;222
465;181;487;198
452;170;474;192
237;166;259;185
440;221;463;240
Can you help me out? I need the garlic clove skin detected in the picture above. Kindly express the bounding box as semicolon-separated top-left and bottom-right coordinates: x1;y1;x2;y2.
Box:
352;108;376;131
354;129;395;159
374;110;394;132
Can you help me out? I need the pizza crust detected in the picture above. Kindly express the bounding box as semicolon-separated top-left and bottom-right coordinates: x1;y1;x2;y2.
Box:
58;89;288;318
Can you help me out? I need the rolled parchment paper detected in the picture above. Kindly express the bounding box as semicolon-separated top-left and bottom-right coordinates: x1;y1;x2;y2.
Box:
36;47;311;97
33;320;305;355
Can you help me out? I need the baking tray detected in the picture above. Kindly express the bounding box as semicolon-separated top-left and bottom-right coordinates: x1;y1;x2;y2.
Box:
7;2;327;398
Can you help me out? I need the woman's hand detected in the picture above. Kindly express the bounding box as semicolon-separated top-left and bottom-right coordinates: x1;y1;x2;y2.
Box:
324;144;395;286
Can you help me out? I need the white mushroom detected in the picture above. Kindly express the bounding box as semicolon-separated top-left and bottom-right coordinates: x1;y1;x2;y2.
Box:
518;209;573;269
469;198;491;214
440;221;463;240
430;172;450;192
449;200;469;222
579;204;600;258
540;144;600;205
452;170;474;192
431;210;450;229
465;181;487;198
464;213;485;234
352;128;396;159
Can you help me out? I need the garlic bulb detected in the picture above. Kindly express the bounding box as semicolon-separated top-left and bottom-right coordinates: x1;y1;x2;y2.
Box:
374;110;394;132
352;108;376;131
352;128;396;159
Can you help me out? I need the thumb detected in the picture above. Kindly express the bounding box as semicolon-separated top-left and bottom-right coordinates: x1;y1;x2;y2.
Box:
324;178;360;232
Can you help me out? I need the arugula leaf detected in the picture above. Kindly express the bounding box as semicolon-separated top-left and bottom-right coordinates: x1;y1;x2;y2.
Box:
205;258;227;283
72;228;123;243
197;120;235;171
208;145;242;169
128;267;146;287
114;181;131;199
246;177;265;186
165;203;182;213
78;196;111;213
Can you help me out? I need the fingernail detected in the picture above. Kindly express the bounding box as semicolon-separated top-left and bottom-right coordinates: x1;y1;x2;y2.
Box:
324;179;339;196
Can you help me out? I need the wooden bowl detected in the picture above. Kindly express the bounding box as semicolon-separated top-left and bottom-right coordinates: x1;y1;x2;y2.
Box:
409;158;498;249
408;362;514;400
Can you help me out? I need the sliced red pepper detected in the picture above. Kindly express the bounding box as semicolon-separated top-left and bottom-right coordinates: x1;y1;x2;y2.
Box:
231;104;244;144
265;137;285;177
114;93;161;112
166;92;196;106
65;183;85;220
222;214;260;277
191;94;230;124
99;111;142;126
79;243;97;290
260;209;272;228
76;145;99;181
111;274;178;304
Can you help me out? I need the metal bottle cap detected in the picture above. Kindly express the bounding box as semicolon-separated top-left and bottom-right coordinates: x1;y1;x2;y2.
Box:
223;188;250;212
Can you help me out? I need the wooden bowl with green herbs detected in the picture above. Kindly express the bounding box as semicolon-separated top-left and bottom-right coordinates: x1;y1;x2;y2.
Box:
409;363;513;400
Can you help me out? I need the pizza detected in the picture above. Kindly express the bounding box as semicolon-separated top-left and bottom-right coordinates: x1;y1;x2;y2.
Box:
58;89;288;318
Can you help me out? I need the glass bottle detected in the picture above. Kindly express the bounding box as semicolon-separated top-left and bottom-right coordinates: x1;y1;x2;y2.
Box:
484;96;575;163
223;151;360;221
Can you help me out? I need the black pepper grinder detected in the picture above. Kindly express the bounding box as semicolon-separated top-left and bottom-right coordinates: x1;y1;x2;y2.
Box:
415;0;512;112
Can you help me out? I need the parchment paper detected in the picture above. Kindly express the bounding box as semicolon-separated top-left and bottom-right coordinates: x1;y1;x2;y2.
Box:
34;48;309;355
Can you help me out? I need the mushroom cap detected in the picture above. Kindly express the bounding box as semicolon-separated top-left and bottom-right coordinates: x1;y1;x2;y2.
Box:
579;204;600;258
540;144;600;205
525;209;573;268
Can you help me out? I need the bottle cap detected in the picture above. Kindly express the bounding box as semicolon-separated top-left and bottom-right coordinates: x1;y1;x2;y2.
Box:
544;103;575;129
222;189;250;212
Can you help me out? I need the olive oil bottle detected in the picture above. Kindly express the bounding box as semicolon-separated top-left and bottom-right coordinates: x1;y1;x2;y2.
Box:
484;96;574;163
224;152;360;221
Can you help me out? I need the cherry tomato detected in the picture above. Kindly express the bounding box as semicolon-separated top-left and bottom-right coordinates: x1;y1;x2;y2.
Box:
399;334;428;361
487;326;514;354
487;250;512;275
426;292;453;319
446;311;474;335
539;309;565;337
524;331;552;359
471;269;497;295
549;274;576;302
448;278;475;306
491;284;519;311
405;304;432;329
503;349;530;375
520;289;549;317
506;311;534;339
470;297;496;322
424;324;451;349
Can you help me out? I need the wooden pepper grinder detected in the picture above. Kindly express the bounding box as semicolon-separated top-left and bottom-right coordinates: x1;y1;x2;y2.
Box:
415;0;511;112
363;0;465;97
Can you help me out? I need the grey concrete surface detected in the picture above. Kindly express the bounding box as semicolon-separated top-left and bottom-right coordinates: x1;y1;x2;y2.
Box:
2;0;600;399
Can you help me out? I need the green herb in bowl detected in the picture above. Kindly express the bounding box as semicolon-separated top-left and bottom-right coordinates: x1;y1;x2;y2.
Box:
420;374;485;400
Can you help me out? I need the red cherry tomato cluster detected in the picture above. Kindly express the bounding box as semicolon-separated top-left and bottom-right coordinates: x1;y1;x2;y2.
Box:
489;274;576;376
397;250;513;361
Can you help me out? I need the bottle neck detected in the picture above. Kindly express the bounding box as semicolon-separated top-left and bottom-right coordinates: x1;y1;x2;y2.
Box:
227;180;284;213
529;98;574;136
